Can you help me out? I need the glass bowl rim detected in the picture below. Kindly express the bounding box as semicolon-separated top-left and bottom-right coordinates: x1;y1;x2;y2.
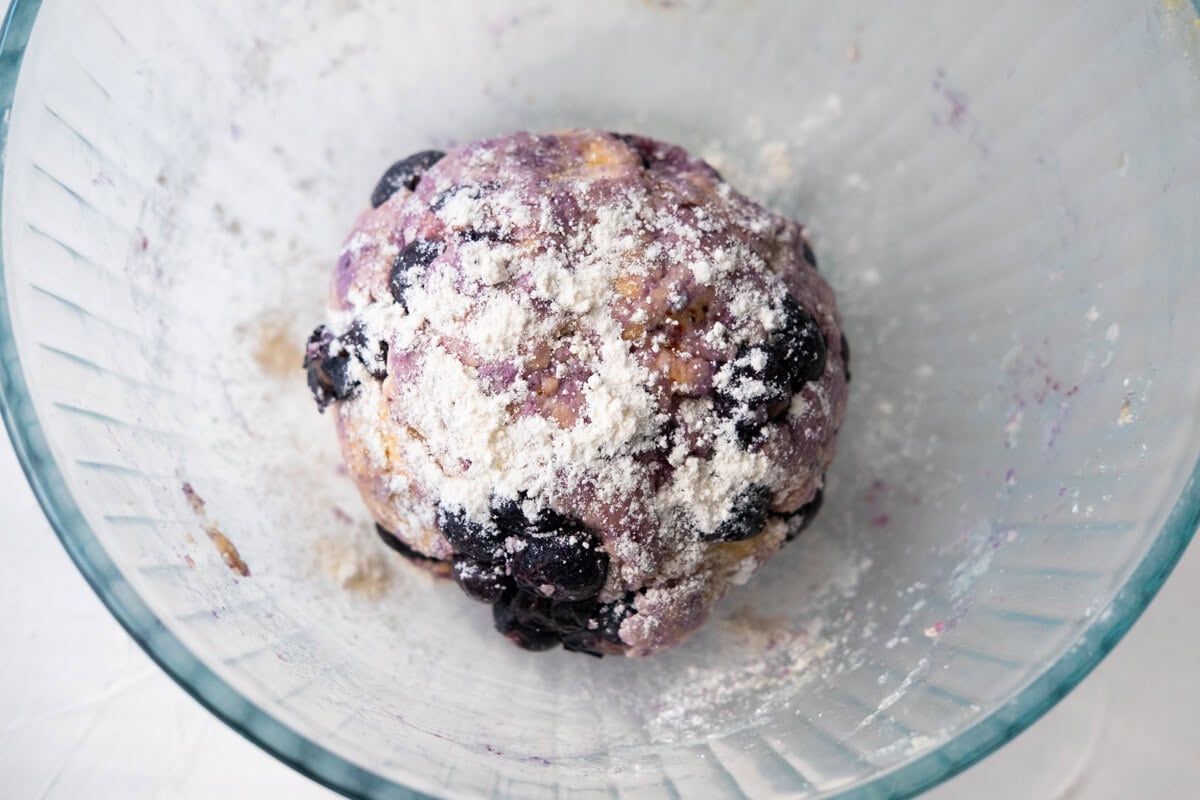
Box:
0;1;1197;797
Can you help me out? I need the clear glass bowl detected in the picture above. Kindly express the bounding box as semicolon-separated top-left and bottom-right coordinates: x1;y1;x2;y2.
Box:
2;1;1199;798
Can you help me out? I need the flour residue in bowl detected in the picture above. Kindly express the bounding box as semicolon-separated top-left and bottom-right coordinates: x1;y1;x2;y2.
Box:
313;535;393;600
644;607;830;742
182;481;251;577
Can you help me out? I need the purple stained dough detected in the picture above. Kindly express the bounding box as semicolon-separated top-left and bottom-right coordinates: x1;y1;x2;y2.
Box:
306;130;849;656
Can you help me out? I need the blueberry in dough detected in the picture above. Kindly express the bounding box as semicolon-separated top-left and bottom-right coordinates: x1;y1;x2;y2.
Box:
437;505;505;563
713;293;828;446
488;495;531;536
452;556;510;603
775;294;827;390
491;590;636;656
778;487;824;541
484;500;609;601
340;319;388;380
388;240;442;309
374;524;451;577
840;333;851;382
802;239;818;269
370;150;445;208
561;595;638;656
303;325;359;411
610;132;653;169
508;527;609;601
703;484;773;543
492;599;562;651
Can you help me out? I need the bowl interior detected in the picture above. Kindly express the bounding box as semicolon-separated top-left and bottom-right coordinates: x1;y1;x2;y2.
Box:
3;1;1200;798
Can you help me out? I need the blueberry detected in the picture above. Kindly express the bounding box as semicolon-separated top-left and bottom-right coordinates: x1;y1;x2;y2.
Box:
437;505;505;563
370;150;445;208
509;529;609;601
483;495;608;600
490;590;637;655
430;181;498;212
374;522;428;559
458;227;506;243
303;325;359;411
714;296;829;445
746;343;793;404
452;556;509;603
703;484;772;543
610;132;653;169
341;319;388;380
302;321;392;409
388;240;442;309
713;359;779;445
801;239;818;269
560;594;638;656
490;591;595;651
774;295;827;390
374;523;451;576
492;599;561;651
599;595;637;644
733;415;767;446
487;493;574;533
498;593;588;635
840;333;851;382
514;592;592;631
652;417;678;452
527;506;580;534
559;633;603;657
776;488;824;542
488;495;530;535
712;395;768;446
712;340;790;445
303;324;336;356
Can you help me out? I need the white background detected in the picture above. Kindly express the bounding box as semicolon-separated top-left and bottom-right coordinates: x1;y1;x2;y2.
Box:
2;428;1198;799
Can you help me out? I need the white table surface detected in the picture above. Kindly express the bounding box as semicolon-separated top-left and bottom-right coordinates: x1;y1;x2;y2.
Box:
2;426;1198;799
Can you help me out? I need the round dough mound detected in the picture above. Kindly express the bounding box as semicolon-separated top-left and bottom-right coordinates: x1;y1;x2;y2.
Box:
304;130;849;656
